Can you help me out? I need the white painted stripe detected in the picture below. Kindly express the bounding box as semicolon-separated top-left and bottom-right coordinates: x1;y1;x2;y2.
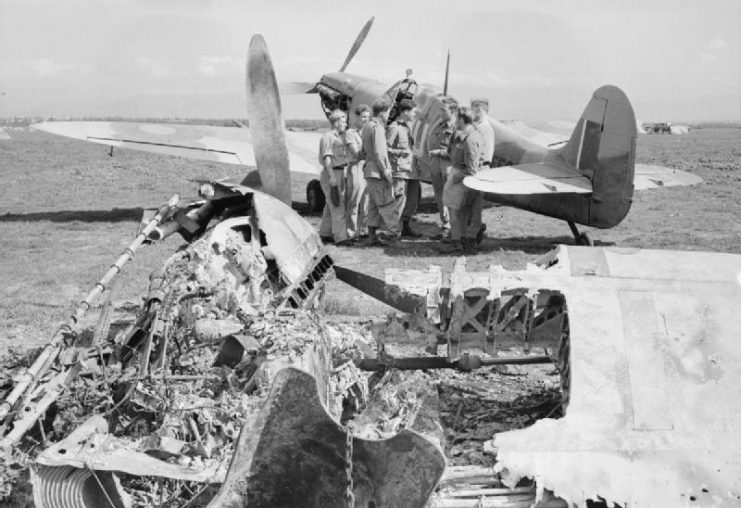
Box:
575;119;587;170
620;290;673;430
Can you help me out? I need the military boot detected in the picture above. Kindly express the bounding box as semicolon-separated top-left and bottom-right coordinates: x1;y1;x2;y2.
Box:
475;224;487;245
462;237;478;255
438;239;463;254
365;227;379;246
401;220;422;238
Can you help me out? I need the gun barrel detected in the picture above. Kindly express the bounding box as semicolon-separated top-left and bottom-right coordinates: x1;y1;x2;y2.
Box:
0;194;179;432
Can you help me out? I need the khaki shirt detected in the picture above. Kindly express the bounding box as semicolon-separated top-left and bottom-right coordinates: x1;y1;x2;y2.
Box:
449;125;482;176
474;119;495;166
359;118;391;180
344;128;363;161
318;130;348;170
430;120;455;161
386;120;414;178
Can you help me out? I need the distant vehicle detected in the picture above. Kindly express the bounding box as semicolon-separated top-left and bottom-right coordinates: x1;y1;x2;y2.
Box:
643;122;690;135
643;122;672;134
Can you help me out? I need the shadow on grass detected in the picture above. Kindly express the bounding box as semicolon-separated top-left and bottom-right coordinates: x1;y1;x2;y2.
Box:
415;196;501;215
375;234;614;257
0;199;319;223
0;208;145;223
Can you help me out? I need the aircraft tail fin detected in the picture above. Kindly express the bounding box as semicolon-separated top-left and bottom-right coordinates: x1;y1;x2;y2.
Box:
559;85;637;227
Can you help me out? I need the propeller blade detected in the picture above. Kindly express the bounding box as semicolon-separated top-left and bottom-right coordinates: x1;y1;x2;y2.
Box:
333;265;424;314
443;49;450;95
339;16;375;73
244;34;292;205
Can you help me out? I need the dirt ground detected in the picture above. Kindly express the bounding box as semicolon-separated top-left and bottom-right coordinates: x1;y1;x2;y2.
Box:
0;127;739;354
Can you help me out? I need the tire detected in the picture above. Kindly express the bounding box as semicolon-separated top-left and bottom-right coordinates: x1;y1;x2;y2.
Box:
306;179;325;213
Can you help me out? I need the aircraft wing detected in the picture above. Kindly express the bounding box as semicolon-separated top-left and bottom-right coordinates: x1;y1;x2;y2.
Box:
634;163;702;190
463;162;593;195
32;121;321;176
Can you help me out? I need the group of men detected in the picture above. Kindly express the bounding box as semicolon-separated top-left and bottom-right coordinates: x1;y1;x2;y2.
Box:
318;94;494;254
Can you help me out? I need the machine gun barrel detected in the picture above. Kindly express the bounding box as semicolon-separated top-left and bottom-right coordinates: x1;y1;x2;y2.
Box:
0;194;179;427
355;353;553;372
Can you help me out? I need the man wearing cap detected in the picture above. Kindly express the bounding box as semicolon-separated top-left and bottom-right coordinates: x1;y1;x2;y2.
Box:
318;109;350;245
344;104;371;240
427;96;458;237
440;106;483;254
359;98;400;245
386;99;417;237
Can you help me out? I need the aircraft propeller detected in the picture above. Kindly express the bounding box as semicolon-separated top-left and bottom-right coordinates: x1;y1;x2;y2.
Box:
286;17;375;94
245;33;427;313
243;34;292;206
339;16;375;73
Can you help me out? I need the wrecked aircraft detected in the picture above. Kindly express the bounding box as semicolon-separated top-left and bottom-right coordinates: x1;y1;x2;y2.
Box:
1;31;739;508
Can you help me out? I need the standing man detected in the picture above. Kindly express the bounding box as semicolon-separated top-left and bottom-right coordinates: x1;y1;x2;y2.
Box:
427;96;458;237
441;106;483;254
344;104;371;240
318;109;350;245
386;99;417;237
359;98;399;245
471;97;494;167
471;97;495;244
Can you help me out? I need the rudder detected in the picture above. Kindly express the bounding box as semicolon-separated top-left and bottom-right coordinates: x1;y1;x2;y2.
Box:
560;85;637;228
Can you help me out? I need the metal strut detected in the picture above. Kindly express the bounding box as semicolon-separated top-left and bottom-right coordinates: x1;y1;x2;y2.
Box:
567;221;593;246
0;194;180;442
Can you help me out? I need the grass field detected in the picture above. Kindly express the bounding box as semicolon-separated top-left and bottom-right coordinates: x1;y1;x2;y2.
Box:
1;127;740;354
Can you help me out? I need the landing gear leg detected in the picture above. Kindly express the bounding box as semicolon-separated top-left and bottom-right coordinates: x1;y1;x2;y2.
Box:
567;221;594;246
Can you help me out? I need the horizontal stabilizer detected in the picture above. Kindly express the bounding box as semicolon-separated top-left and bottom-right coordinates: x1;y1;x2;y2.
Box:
32;121;320;176
463;162;593;195
634;164;703;190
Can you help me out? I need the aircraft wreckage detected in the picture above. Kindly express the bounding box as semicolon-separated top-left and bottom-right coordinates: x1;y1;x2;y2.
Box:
2;34;740;508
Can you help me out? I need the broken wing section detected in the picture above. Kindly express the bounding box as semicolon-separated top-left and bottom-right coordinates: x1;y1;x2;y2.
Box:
493;246;741;507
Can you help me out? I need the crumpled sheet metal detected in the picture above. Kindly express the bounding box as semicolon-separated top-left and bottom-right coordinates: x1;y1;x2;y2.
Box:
253;191;322;284
492;246;741;507
197;184;323;285
30;465;131;508
36;415;228;483
209;367;446;508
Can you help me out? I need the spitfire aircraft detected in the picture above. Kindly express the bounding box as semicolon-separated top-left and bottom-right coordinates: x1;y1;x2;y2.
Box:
34;17;701;245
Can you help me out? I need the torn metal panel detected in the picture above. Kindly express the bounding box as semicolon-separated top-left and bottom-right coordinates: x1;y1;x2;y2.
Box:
36;415;229;483
209;367;445;508
252;191;323;284
491;246;741;507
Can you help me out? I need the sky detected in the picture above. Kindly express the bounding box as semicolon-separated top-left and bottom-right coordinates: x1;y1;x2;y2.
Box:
1;0;739;122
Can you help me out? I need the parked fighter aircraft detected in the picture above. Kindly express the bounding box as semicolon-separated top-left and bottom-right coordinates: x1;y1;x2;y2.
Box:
34;17;701;245
303;18;702;245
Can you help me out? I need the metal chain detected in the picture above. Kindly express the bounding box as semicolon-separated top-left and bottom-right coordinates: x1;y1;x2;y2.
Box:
344;426;355;508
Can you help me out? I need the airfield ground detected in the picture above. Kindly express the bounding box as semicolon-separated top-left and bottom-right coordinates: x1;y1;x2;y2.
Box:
0;126;739;506
0;127;740;354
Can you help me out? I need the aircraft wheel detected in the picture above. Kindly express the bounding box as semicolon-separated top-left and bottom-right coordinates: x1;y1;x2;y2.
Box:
306;179;325;213
578;232;594;246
